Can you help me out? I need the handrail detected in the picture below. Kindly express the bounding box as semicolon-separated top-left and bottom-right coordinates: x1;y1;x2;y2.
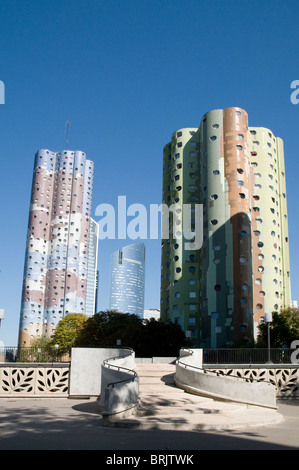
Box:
102;347;138;388
177;356;273;385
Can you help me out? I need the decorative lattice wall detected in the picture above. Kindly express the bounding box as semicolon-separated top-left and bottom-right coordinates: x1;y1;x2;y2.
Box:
0;364;70;397
204;366;299;399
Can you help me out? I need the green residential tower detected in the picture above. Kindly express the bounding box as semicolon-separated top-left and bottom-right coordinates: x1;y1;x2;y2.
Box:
160;107;291;348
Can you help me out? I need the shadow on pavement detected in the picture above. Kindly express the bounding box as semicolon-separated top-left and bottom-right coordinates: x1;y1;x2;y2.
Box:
0;398;297;450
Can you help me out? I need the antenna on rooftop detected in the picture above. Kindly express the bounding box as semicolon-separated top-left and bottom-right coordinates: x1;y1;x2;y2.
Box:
65;121;71;149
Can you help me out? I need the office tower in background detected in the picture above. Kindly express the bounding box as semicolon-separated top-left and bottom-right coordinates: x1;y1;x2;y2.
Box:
18;149;98;346
109;243;145;318
161;107;291;347
85;219;99;316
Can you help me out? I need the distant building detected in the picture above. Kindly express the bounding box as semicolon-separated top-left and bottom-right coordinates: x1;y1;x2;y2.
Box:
18;149;98;346
291;300;298;309
109;243;145;318
144;309;160;321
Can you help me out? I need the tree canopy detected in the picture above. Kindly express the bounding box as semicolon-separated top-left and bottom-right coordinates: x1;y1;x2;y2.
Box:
68;310;187;357
258;308;299;347
49;313;88;352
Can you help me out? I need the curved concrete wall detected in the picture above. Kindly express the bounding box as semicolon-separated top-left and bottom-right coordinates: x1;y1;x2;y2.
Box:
175;349;277;409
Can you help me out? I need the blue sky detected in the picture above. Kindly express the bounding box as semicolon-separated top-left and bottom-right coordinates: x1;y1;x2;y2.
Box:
0;0;299;346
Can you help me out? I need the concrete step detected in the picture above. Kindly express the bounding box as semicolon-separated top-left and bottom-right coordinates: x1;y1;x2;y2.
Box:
115;405;283;431
103;361;284;431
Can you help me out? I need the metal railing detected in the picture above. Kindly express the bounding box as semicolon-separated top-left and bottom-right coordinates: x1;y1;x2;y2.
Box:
0;346;70;363
203;348;296;365
102;347;138;387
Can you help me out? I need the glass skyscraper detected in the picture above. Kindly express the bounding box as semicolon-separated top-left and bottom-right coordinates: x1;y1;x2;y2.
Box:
109;243;145;318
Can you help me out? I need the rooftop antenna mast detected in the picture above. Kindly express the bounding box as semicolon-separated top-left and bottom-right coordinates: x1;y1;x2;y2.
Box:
65;120;71;149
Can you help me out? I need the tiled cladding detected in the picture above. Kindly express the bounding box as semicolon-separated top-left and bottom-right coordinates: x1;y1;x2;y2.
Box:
109;243;145;318
18;149;98;346
160;107;291;348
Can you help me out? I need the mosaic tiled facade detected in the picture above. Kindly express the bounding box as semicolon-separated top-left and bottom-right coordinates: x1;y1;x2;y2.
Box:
18;149;98;346
161;107;291;347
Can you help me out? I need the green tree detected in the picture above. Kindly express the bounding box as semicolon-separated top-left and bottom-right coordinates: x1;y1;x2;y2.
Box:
49;313;88;353
17;336;53;362
138;318;187;357
258;308;299;347
75;311;143;347
75;311;186;357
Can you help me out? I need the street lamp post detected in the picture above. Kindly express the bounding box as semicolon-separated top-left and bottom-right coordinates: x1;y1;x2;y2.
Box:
0;309;5;329
264;312;272;363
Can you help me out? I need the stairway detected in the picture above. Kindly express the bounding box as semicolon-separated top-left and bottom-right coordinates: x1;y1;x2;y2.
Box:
105;362;283;431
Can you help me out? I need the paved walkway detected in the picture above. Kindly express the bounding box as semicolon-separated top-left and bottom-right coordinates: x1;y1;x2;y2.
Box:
106;363;284;431
0;363;298;450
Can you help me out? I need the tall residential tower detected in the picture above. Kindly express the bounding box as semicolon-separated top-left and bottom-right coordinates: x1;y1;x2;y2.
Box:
161;107;291;347
18;149;99;346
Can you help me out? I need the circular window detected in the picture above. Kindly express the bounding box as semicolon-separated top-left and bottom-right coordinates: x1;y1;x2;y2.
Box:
213;258;220;264
210;194;218;200
241;230;247;237
256;303;263;310
189;266;195;273
212;124;219;128
210;136;217;141
258;241;264;247
175;292;180;299
258;266;264;272
242;283;248;290
211;219;218;225
255;278;262;285
239;193;245;199
176;267;181;273
240;256;246;264
214;284;221;291
213;170;220;175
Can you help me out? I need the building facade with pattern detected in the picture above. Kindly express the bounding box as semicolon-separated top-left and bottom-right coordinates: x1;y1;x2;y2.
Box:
160;107;291;347
109;243;145;318
18;149;99;346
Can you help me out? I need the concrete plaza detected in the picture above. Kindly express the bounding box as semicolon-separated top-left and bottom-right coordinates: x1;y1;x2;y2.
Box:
0;397;298;450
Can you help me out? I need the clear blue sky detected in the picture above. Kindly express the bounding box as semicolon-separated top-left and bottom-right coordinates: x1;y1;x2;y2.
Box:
0;0;299;346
